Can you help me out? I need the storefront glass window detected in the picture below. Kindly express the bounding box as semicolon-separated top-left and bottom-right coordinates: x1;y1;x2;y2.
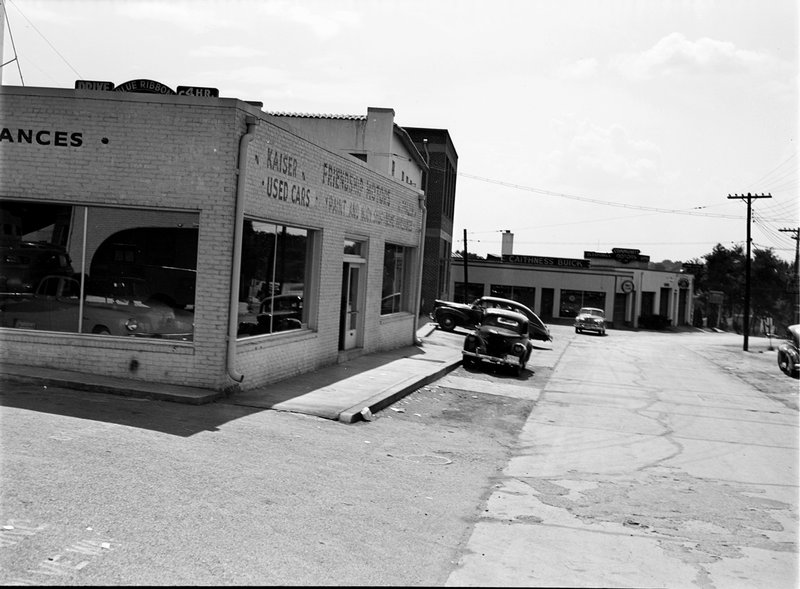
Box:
344;239;362;256
490;284;535;310
454;282;484;304
559;289;605;317
237;220;310;337
381;243;407;314
0;199;197;340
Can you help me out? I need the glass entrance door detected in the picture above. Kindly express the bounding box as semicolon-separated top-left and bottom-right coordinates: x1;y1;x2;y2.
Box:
340;262;362;350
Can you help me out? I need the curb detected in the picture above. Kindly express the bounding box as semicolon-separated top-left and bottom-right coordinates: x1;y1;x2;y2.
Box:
338;356;462;423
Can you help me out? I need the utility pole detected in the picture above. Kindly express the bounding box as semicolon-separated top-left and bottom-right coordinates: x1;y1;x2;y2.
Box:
462;229;469;303
779;227;800;324
727;192;772;351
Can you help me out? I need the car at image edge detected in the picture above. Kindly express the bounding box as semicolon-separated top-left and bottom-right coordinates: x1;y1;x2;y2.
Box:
777;324;799;378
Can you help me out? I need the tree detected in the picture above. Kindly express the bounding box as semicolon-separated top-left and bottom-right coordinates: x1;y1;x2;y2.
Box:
694;243;794;333
453;250;485;260
703;243;745;319
750;248;793;332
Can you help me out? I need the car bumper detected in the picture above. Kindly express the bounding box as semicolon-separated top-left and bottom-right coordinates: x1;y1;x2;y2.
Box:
575;323;604;332
462;350;522;366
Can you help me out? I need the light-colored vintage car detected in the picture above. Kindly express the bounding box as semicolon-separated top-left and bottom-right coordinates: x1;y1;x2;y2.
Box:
574;307;606;335
0;275;194;339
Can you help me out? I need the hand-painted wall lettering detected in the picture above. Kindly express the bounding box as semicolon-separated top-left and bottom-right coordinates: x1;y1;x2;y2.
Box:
0;128;83;147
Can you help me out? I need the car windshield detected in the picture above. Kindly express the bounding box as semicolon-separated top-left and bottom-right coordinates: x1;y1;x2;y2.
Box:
579;308;604;318
87;278;152;304
483;314;524;333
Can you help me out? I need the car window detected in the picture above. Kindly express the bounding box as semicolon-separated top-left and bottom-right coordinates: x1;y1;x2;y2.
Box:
61;278;81;299
39;277;60;296
495;316;521;329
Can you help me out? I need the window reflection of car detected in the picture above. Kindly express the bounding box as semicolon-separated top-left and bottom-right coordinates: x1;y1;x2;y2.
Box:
462;308;533;376
0;242;74;294
381;292;402;314
0;275;194;340
574;307;606;335
238;294;303;336
431;295;552;342
777;324;799;378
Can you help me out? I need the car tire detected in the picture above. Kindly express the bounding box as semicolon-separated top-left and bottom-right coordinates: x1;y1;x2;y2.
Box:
516;360;526;377
462;355;477;368
439;315;457;331
575;327;580;333
778;352;796;377
92;326;111;335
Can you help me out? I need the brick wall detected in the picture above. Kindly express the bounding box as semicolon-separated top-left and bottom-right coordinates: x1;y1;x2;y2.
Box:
0;87;424;391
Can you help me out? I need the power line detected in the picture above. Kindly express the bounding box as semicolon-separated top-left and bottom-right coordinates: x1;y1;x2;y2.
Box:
745;151;798;190
4;0;83;80
459;172;741;219
1;0;24;83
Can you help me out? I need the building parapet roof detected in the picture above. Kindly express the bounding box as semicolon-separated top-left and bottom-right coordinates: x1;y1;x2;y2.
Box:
265;111;366;120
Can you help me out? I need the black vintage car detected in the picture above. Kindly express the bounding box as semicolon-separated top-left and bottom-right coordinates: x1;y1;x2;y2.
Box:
431;295;552;342
462;308;533;376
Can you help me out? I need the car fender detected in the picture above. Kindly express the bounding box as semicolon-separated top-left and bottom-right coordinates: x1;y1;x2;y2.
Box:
434;306;470;324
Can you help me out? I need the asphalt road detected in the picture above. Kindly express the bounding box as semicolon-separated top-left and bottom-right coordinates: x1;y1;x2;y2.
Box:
1;324;797;586
447;325;798;588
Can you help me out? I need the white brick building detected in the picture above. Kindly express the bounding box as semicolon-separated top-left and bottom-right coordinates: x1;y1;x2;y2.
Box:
450;232;694;329
0;84;426;392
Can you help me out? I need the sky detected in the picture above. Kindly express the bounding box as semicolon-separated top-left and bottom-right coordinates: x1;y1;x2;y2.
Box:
1;0;798;264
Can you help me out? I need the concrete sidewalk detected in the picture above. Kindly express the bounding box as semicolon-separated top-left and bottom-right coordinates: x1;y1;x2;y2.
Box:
0;322;464;423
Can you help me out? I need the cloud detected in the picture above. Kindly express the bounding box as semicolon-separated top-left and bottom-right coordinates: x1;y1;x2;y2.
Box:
612;32;784;79
189;45;268;59
253;1;360;39
558;57;600;79
114;1;241;33
558;33;790;82
542;119;664;189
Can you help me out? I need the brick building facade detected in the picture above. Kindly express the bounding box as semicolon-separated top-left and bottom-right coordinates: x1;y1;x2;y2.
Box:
0;84;425;392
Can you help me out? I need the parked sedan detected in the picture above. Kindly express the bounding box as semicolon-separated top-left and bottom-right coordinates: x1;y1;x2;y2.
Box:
462;308;533;376
0;275;194;339
574;307;606;335
777;324;799;378
431;295;552;342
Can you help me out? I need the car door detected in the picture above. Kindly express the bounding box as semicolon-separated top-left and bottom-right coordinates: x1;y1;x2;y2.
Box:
45;276;83;332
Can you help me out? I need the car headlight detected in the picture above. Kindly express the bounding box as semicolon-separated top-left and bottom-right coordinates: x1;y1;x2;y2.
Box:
125;318;139;332
512;342;526;355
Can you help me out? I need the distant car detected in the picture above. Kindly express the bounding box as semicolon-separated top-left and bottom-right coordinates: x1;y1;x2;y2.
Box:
431;295;552;342
259;294;303;332
777;324;799;378
0;274;194;339
238;294;303;336
574;307;606;335
462;308;533;376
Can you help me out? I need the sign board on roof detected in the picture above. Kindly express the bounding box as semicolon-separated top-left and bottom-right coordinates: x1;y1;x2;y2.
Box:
502;254;590;268
73;79;219;98
115;79;176;94
75;80;114;91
